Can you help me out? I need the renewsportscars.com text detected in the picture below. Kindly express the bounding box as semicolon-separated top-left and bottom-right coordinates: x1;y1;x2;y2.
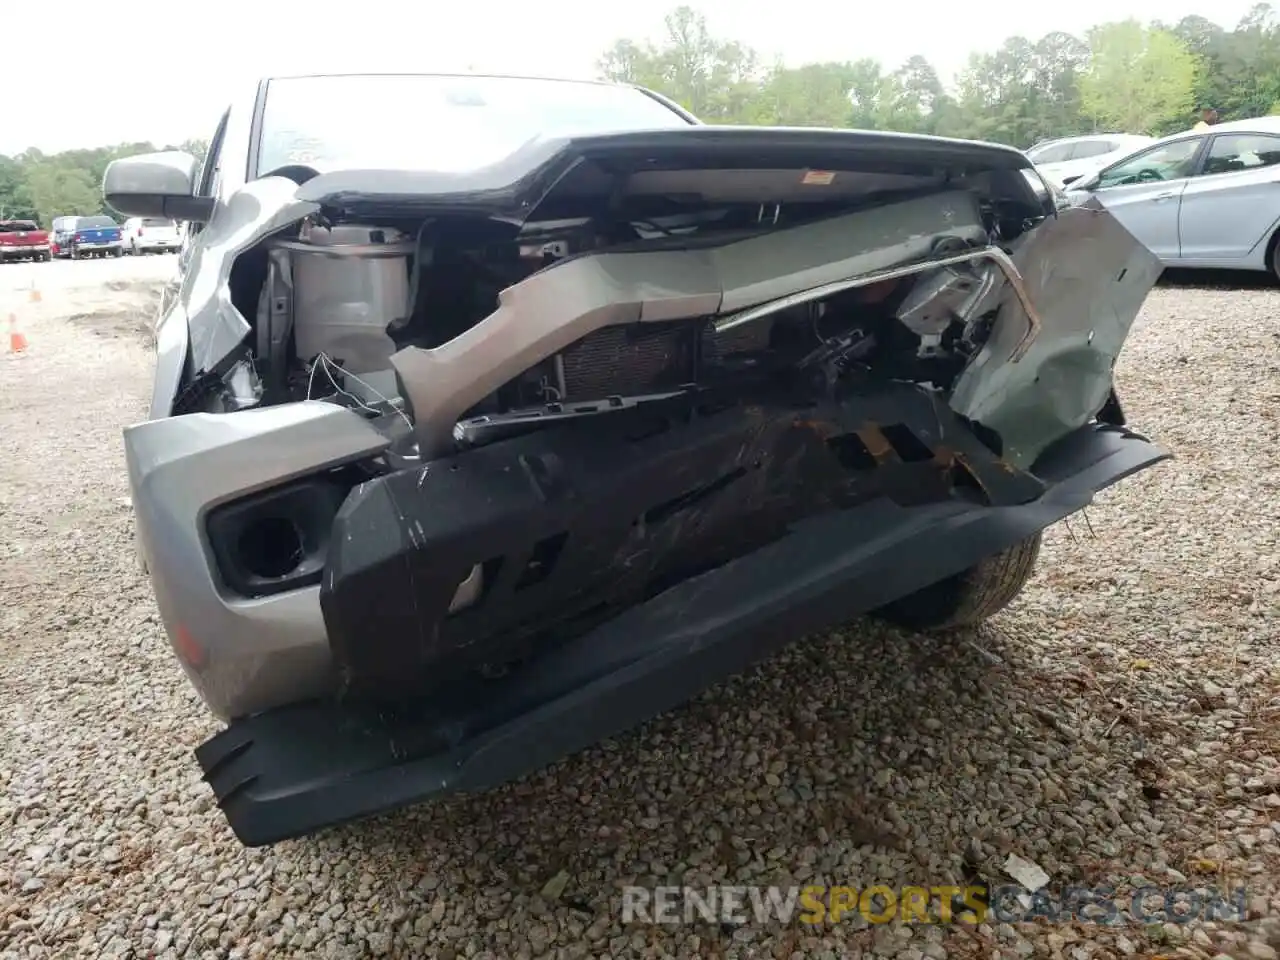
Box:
621;884;1250;926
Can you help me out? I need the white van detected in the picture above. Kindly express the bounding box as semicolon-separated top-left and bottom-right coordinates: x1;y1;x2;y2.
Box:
121;217;181;255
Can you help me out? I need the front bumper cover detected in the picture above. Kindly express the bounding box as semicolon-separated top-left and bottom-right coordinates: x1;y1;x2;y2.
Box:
197;420;1168;846
320;382;1053;700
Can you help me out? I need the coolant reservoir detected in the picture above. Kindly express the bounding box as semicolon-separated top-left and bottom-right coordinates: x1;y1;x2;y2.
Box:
285;224;415;375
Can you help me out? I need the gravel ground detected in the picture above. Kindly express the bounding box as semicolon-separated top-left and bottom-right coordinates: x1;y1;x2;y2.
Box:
1;259;1279;960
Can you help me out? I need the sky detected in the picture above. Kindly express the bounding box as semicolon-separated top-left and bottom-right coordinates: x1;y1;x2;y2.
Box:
2;0;1261;156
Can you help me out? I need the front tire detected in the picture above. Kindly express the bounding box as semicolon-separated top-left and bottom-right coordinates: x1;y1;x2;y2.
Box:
876;532;1042;630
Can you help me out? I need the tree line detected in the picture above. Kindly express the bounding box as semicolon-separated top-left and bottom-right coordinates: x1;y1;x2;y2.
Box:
5;3;1280;227
0;140;207;227
600;4;1280;144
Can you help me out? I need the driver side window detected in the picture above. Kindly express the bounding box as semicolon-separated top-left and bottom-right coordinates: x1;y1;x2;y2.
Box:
1096;137;1204;189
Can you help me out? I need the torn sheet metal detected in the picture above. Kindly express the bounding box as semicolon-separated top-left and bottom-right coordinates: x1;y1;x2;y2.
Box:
156;177;319;414
948;196;1162;469
392;190;989;458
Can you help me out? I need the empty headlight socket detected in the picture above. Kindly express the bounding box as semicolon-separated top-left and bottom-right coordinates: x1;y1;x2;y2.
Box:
205;474;355;599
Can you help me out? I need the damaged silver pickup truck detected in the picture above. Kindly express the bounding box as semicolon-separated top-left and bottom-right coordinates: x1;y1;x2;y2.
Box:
105;73;1170;846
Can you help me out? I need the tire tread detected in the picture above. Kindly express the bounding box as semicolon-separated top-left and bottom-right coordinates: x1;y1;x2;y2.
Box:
877;532;1042;630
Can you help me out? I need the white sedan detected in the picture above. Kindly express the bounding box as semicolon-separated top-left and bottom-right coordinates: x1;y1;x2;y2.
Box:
1027;133;1154;188
1064;116;1280;277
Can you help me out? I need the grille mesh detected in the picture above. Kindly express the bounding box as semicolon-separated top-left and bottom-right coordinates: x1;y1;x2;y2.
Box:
559;323;694;400
701;319;773;360
557;318;775;401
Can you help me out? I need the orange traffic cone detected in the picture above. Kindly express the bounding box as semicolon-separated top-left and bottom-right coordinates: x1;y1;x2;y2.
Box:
28;280;41;304
8;314;28;355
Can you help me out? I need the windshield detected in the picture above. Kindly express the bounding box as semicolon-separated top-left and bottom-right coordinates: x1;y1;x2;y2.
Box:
0;221;39;233
256;74;694;175
76;216;117;229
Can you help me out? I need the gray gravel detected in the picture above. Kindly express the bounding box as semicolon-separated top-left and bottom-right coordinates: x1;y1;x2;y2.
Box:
2;260;1279;959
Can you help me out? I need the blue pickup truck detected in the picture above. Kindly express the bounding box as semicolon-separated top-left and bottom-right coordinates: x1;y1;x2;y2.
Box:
51;215;123;259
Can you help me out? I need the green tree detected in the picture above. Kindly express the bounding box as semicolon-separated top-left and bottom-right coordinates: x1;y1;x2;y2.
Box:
843;60;888;129
0;156;38;221
598;39;669;93
751;62;863;127
952;38;1045;146
597;6;762;121
178;139;210;164
1165;15;1233;122
595;3;1280;145
11;2;1280;220
1216;4;1280;120
1079;20;1200;133
22;162;102;226
882;56;949;133
1030;32;1093;137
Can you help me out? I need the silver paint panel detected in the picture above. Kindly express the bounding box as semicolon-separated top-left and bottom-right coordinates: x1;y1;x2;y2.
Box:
949;197;1162;467
123;402;390;719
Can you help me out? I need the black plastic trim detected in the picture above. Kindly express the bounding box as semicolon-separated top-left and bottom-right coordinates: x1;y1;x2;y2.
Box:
197;421;1170;846
318;384;1050;699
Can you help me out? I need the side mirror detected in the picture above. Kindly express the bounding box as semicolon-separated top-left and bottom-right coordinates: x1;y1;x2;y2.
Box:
103;151;215;222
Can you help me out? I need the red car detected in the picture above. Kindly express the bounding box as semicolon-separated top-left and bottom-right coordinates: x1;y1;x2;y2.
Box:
0;220;51;262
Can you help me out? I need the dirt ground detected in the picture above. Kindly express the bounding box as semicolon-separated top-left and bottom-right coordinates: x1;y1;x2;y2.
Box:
1;257;1279;960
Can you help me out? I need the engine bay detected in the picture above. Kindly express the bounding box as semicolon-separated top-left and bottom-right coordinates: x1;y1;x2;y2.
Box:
191;184;1043;462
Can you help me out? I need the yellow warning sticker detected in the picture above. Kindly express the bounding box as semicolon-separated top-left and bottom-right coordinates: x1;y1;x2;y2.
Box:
801;170;836;185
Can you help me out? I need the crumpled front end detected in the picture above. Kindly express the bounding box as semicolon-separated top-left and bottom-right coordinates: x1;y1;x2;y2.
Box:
949;195;1161;467
125;127;1166;727
196;415;1168;845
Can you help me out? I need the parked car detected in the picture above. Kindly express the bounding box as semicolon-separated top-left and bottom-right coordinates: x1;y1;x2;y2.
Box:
121;216;181;255
0;219;51;262
52;214;123;259
1026;133;1154;188
104;72;1169;846
50;216;75;257
1064;116;1280;277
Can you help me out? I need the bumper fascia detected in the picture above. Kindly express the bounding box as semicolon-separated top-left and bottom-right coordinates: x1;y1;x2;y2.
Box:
122;402;392;720
195;421;1169;846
